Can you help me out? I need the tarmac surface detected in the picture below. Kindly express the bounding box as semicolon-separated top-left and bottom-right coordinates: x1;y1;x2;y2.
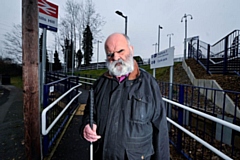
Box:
51;88;90;160
0;85;25;160
0;85;90;160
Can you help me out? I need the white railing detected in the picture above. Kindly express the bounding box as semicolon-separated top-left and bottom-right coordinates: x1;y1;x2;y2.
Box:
41;84;82;135
163;98;240;160
78;76;97;85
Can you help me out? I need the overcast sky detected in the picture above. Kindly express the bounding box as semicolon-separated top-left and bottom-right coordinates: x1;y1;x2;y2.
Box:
0;0;239;62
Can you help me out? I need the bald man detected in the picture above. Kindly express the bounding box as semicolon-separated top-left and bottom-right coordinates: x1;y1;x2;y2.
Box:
81;33;170;160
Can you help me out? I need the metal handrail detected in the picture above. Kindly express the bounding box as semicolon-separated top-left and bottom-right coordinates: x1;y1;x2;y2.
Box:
41;84;82;135
164;98;240;160
78;76;97;81
163;98;240;132
78;76;97;86
212;30;240;47
167;118;232;160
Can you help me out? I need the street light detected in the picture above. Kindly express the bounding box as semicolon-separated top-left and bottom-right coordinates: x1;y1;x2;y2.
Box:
181;13;193;59
115;10;128;35
97;40;102;70
152;43;158;53
158;25;163;53
167;33;174;47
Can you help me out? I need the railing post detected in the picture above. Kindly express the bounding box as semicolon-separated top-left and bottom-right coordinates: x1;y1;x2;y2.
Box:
177;85;184;152
197;39;200;61
84;74;87;89
75;76;79;103
189;39;193;58
187;40;192;58
43;84;49;156
43;85;49;108
207;44;210;74
90;75;92;89
223;36;228;74
63;77;67;94
67;77;71;102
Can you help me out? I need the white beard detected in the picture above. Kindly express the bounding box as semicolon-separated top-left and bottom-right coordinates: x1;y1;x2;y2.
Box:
106;53;134;77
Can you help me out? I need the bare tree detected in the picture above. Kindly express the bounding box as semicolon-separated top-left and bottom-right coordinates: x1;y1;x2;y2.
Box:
2;24;22;63
81;0;105;43
59;0;105;50
57;0;105;67
64;0;80;48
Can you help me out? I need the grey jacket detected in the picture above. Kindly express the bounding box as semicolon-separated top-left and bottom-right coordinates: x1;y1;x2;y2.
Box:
81;61;170;160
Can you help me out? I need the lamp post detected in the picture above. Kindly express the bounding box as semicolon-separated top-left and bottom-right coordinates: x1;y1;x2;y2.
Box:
97;40;102;69
158;25;163;53
167;33;174;48
152;43;158;53
115;10;128;35
181;13;193;59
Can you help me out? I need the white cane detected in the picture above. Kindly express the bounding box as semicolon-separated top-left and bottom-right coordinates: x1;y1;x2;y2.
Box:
89;89;94;160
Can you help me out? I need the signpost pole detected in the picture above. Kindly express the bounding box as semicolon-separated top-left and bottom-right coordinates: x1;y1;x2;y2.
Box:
169;39;173;127
168;34;174;101
150;47;175;126
153;69;156;78
41;28;47;104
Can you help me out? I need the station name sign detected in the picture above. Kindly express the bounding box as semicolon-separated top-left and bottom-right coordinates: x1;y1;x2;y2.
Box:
38;0;58;32
150;47;175;69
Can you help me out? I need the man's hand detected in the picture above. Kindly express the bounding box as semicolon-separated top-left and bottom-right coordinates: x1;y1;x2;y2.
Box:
83;124;101;142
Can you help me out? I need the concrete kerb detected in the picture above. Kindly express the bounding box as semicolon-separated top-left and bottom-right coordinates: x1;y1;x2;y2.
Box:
182;60;240;118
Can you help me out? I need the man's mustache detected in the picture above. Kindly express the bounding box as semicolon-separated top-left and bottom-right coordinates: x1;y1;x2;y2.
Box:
113;59;124;66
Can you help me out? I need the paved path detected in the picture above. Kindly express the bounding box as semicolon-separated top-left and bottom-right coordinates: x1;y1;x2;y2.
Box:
51;88;90;160
51;115;90;160
0;85;90;160
0;85;25;160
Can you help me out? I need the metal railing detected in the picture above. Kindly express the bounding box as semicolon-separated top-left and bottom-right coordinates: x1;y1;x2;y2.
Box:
187;30;240;75
75;57;183;71
41;76;82;156
42;84;82;135
160;81;240;159
165;98;240;160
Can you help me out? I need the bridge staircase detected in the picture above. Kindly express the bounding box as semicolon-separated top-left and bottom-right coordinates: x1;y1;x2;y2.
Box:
197;57;240;74
187;30;240;76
